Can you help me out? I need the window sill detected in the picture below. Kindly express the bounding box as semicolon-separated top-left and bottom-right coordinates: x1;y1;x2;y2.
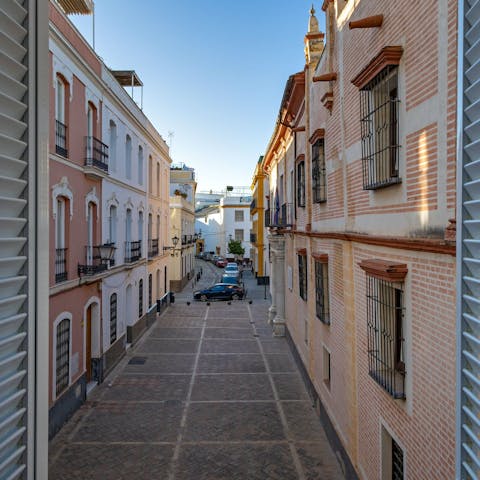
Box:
363;177;402;191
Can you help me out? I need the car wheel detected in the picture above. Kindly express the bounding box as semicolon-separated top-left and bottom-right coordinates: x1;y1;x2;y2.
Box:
200;294;208;302
232;293;240;301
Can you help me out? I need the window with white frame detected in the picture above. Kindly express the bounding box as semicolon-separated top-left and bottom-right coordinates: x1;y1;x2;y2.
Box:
234;229;243;242
312;139;326;203
297;160;306;207
125;135;132;179
298;252;307;300
235;210;244;222
360;259;407;399
138;279;143;318
109;120;117;172
55;318;70;396
55;75;68;157
315;257;330;324
138;145;144;185
55;197;68;283
359;66;400;190
108;205;117;244
86;202;95;266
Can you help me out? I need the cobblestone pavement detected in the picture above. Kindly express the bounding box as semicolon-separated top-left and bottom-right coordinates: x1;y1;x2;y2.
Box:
49;261;344;480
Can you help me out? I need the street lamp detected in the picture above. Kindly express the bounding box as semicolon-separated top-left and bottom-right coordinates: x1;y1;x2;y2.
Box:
98;243;116;266
163;235;180;257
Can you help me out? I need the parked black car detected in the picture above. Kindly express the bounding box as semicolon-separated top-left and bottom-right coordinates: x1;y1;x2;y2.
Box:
193;283;245;301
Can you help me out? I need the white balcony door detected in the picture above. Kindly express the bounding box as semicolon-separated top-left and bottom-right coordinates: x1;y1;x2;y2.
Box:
55;78;65;123
87;104;94;158
87;203;94;265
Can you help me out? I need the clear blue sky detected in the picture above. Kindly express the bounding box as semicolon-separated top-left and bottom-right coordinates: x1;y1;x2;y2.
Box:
71;1;325;192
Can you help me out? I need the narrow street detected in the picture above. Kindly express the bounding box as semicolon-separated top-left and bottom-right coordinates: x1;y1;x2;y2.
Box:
48;261;344;479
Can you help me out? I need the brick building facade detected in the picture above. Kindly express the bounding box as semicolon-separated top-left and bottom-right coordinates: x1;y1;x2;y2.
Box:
262;2;457;478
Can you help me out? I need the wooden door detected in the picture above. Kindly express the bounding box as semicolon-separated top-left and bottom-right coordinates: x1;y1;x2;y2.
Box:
86;305;92;382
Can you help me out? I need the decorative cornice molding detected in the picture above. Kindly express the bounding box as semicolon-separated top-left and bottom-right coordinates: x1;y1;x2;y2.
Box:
309;128;325;144
278;230;456;256
351;46;403;89
349;14;384;30
312;252;328;263
313;72;337;82
295;154;306;163
297;248;307;256
358;259;408;282
321;92;334;112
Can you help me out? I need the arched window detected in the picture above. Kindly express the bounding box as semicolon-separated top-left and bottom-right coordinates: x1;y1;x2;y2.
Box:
156;214;160;242
138;279;143;318
55;196;68;282
148;274;153;308
138;145;143;185
138;211;144;246
156;162;160;197
109;205;117;244
110;293;117;345
86;202;96;266
109;120;117;172
86;102;96;161
125;135;132;179
55;75;68;157
148;155;153;194
56;318;70;396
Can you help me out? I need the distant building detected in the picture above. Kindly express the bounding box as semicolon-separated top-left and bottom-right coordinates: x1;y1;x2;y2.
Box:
169;164;196;291
195;187;252;259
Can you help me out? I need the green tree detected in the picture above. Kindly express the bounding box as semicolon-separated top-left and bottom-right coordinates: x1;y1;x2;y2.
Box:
227;239;245;256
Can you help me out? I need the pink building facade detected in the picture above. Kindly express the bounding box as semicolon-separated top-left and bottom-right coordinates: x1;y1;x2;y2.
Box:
48;0;171;437
263;2;457;478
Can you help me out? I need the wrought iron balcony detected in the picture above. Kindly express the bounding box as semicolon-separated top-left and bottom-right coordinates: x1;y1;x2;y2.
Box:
125;240;142;263
55;120;68;157
55;248;68;283
269;203;293;229
78;246;109;276
148;238;159;258
85;136;109;173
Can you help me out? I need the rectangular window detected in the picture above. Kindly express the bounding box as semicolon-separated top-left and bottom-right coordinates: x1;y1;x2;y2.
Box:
315;260;330;324
110;293;117;345
235;229;243;241
138;279;143;318
323;346;331;389
56;319;70;396
360;66;400;190
297;161;305;207
235;210;244;222
298;253;307;300
392;438;404;480
365;275;405;398
312;139;326;203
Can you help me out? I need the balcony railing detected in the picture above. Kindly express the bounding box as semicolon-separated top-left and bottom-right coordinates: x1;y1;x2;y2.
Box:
78;246;108;276
148;238;159;258
181;235;194;245
269;203;293;228
125;240;142;263
55;120;68;157
55;248;68;283
85;136;109;172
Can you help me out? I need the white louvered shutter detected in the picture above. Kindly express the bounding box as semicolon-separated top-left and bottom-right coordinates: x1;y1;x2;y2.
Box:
0;1;31;479
458;1;480;478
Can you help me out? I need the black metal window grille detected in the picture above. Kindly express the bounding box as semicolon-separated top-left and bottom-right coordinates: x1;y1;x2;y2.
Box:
55;247;68;283
312;139;326;203
125;240;142;263
56;318;70;396
360;66;401;190
298;254;307;300
315;260;330;324
148;274;153;308
265;209;270;227
55;120;68;157
138;279;143;318
365;275;405;399
392;438;404;479
297;161;306;207
110;293;117;345
85;136;109;172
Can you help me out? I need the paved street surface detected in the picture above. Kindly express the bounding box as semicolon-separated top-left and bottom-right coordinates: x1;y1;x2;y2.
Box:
49;261;344;480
